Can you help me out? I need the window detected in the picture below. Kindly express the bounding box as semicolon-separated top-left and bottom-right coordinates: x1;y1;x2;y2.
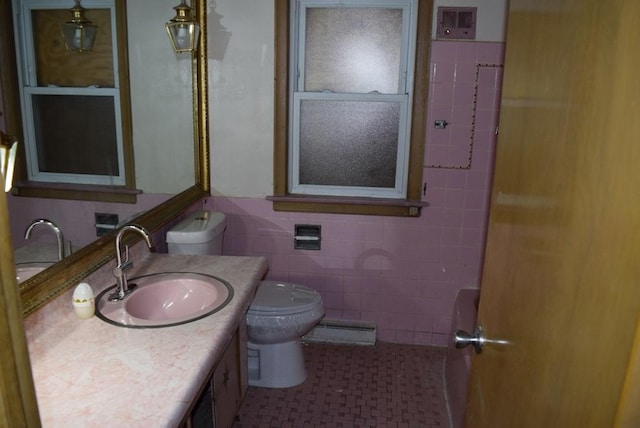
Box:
13;0;134;198
272;0;432;216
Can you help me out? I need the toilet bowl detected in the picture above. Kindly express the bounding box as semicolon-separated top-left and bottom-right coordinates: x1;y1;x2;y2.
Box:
246;281;324;388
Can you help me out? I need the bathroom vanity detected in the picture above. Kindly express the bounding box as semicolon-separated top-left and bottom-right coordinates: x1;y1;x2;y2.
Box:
24;253;268;427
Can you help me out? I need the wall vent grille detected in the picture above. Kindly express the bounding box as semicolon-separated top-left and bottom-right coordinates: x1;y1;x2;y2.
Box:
436;7;477;40
303;320;377;346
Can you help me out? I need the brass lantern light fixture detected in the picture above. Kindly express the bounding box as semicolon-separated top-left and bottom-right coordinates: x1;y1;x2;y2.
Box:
166;0;199;53
60;0;98;52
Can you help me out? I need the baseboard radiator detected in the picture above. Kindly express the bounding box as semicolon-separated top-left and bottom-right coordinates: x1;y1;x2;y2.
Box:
303;320;377;346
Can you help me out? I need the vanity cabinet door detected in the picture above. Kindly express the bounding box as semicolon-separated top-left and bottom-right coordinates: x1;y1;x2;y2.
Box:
182;327;244;428
212;330;242;428
190;382;214;427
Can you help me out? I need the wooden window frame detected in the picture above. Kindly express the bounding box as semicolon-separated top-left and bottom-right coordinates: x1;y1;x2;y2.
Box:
270;0;432;217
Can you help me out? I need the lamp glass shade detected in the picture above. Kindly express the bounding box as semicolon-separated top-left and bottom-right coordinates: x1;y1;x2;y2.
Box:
61;22;97;52
166;21;199;53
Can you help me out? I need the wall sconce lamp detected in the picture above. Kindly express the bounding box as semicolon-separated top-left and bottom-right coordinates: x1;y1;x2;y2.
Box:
0;132;18;193
60;0;98;52
166;0;200;53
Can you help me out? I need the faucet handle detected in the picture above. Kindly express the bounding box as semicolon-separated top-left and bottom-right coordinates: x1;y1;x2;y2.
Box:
112;265;124;278
123;244;130;263
112;259;133;277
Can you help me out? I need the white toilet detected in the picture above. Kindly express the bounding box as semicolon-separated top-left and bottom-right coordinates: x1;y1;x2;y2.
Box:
246;281;324;388
166;209;325;389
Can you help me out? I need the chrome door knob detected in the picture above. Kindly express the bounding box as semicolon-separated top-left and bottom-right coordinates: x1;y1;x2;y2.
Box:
454;326;485;354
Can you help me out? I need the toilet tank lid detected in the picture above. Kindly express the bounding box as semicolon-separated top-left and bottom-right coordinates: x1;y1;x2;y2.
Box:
166;210;226;244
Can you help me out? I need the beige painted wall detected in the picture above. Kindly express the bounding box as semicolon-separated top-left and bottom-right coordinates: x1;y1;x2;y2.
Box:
208;0;275;198
128;0;194;194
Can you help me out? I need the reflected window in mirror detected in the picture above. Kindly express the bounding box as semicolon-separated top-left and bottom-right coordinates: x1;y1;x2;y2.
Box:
13;0;135;200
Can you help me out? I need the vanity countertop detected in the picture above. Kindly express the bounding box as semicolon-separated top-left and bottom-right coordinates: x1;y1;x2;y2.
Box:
24;253;268;427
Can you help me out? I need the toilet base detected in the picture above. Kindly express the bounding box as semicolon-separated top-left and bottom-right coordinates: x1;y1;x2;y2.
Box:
247;339;307;388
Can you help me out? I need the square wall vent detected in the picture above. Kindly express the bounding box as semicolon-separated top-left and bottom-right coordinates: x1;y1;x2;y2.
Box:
437;7;477;40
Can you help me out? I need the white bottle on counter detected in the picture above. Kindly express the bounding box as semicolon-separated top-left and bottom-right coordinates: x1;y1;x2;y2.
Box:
72;282;95;319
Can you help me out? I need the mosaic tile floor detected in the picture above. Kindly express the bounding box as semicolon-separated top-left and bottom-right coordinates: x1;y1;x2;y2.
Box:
234;342;449;428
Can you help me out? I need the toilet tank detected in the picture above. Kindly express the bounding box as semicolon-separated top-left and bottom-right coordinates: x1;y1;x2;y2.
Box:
166;210;226;255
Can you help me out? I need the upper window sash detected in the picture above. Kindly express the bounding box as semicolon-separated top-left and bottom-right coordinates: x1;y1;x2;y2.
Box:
292;0;416;96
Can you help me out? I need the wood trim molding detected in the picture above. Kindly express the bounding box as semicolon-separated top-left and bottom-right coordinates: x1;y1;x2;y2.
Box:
0;191;40;426
269;194;427;216
407;0;433;201
273;0;289;196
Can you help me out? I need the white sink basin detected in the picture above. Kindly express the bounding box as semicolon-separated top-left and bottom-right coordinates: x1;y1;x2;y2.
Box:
16;262;54;283
95;272;233;328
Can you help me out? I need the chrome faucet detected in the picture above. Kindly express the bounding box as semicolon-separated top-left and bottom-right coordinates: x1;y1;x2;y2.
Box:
24;218;66;261
109;224;154;301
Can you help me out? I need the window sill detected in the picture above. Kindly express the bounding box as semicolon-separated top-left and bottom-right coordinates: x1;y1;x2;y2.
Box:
12;181;141;203
267;194;427;217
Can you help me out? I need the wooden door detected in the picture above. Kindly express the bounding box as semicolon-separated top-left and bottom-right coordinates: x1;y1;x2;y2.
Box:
465;1;640;426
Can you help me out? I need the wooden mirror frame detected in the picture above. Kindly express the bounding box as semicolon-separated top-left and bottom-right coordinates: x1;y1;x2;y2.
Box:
18;0;210;316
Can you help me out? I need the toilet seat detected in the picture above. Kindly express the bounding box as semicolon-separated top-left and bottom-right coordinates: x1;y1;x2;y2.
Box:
248;281;322;316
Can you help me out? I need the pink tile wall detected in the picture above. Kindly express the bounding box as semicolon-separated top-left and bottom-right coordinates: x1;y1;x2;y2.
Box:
210;40;504;347
426;41;504;168
8;193;171;249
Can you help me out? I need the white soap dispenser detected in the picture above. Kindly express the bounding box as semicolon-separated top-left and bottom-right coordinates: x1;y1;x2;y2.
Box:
72;282;95;319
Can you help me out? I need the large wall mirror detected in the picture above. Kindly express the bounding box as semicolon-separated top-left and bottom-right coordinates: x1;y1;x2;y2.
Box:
0;0;209;315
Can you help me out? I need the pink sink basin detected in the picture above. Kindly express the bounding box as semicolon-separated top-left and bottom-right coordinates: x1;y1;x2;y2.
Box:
16;262;54;283
96;272;233;328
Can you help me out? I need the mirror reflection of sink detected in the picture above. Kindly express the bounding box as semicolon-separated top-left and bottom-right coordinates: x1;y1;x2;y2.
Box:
16;262;54;283
95;272;233;328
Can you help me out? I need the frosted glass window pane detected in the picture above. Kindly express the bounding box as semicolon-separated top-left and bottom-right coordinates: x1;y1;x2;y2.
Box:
304;8;402;94
32;94;119;175
299;99;399;187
